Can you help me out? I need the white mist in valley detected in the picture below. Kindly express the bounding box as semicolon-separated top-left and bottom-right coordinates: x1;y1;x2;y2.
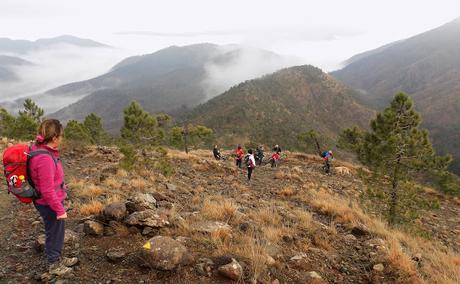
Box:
0;43;128;113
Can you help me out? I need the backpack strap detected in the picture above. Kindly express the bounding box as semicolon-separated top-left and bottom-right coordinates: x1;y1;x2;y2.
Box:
26;147;61;192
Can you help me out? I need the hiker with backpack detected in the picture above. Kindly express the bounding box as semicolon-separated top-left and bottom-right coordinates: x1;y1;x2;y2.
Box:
271;151;280;168
321;150;334;175
244;149;256;182
273;144;282;154
213;145;222;160
235;144;244;168
3;119;77;275
255;146;264;166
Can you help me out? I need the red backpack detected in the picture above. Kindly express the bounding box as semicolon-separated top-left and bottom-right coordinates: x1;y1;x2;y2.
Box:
2;144;57;203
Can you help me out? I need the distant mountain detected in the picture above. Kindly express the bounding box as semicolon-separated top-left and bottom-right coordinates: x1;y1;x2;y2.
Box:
0;35;109;54
331;17;460;173
182;65;374;149
48;43;297;131
0;55;33;81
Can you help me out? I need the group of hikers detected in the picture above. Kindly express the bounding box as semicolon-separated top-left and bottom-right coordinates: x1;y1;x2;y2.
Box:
212;143;334;182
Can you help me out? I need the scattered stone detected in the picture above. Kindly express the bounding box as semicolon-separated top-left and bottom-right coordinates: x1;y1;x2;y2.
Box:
104;226;116;236
290;253;308;261
103;202;127;221
266;255;276;266
165;183;177;191
365;238;386;248
196;258;214;277
32;220;41;226
129;226;141;235
351;226;369;237
126;193;157;212
84;221;104;236
412;253;423;262
345;234;357;241
305;271;322;280
373;263;385;272
142;227;154;236
218;258;243;281
239;222;250;232
140;236;187;270
106;248;126;262
125;210;169;228
195;221;231;234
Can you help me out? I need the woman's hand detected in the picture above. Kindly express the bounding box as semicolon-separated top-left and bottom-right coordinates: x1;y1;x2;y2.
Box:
57;212;67;220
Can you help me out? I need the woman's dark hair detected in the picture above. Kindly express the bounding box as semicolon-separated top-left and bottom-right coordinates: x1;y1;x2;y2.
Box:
36;119;64;145
248;149;253;154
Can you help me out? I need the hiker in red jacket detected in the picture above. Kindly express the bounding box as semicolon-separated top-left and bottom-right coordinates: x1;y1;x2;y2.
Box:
29;119;77;275
235;144;244;168
271;152;280;168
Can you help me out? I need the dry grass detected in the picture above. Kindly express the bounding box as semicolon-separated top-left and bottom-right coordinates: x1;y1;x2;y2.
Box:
201;196;238;221
130;177;147;190
105;194;123;204
103;177;122;190
277;186;297;197
79;200;103;215
250;207;282;226
79;185;105;198
210;228;233;255
262;225;291;243
231;182;249;193
117;169;128;177
192;163;209;172
292;209;314;229
167;149;200;161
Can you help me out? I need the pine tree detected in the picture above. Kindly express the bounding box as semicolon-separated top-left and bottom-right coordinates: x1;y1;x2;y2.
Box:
169;124;213;153
64;120;92;144
120;101;163;145
19;98;44;123
83;113;110;145
340;93;451;223
0;108;15;138
298;129;323;156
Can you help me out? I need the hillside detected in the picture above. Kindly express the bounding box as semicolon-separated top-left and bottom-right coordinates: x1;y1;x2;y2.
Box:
0;55;33;81
183;65;375;149
49;44;295;132
0;139;458;283
0;35;108;54
331;17;460;173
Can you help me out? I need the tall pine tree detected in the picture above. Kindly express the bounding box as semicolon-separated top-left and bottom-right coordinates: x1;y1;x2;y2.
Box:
341;93;451;223
120;101;163;145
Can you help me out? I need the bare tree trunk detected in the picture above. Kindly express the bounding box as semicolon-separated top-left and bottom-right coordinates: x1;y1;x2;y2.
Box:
389;156;401;224
183;125;189;154
314;137;322;157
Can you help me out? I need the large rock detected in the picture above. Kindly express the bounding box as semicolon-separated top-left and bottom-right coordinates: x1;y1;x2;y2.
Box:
103;202;127;221
218;258;243;281
84;220;104;236
126;193;157;212
140;236;187;270
125;210;169;228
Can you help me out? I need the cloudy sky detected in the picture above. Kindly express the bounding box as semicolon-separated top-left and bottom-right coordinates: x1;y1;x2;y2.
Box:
1;0;460;70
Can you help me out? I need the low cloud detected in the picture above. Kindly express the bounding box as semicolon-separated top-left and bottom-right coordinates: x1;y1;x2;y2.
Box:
201;45;303;100
0;44;128;113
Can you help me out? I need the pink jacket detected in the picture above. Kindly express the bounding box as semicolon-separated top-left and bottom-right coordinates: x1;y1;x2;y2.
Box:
29;144;66;216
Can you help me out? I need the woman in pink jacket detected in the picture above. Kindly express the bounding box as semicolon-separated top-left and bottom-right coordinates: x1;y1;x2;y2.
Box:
29;119;77;275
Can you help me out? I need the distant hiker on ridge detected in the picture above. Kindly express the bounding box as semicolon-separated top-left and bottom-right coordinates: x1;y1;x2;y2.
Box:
271;151;280;168
321;150;334;175
235;144;244;168
213;145;222;160
245;149;256;182
255;146;264;166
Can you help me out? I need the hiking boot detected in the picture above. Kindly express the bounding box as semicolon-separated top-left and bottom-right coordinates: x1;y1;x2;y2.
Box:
48;262;73;276
62;256;79;267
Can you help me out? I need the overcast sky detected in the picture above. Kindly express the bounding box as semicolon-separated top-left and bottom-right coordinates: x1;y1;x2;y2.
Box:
1;0;460;71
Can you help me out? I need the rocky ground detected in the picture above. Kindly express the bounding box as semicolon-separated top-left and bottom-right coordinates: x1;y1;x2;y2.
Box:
0;140;459;283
